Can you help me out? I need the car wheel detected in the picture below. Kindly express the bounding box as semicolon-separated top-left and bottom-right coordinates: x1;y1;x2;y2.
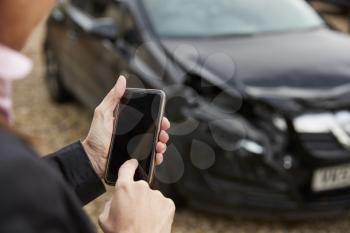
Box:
44;45;72;103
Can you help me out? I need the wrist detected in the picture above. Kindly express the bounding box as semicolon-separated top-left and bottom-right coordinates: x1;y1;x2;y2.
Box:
81;139;103;178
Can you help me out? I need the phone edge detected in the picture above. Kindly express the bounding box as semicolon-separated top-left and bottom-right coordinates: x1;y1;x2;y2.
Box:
148;90;166;186
104;104;121;185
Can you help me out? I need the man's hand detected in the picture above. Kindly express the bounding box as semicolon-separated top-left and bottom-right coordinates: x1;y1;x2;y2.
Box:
82;75;171;178
99;159;175;233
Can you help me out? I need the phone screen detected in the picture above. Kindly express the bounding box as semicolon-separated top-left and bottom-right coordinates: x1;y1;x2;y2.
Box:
105;90;163;184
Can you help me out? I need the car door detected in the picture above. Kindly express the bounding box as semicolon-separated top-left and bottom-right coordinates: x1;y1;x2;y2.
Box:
64;0;170;109
96;2;147;91
63;0;125;109
57;0;95;107
45;1;84;97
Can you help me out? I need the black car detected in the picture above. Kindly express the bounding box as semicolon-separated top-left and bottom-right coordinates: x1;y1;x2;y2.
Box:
326;0;350;9
45;0;350;219
307;0;350;34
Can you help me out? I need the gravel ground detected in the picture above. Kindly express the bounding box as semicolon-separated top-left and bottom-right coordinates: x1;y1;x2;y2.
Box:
11;7;350;233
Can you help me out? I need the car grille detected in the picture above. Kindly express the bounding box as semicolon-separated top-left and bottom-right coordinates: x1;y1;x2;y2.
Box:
299;132;350;160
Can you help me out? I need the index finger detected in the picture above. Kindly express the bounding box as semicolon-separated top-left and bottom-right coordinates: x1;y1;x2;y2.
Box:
117;159;138;184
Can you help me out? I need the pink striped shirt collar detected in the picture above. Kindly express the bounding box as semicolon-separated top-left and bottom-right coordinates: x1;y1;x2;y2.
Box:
0;44;32;123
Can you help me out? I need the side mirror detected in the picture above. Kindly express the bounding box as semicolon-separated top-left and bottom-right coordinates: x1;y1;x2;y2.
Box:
90;18;119;40
67;5;119;40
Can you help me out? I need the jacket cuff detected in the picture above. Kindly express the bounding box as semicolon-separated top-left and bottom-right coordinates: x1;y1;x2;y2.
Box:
49;141;106;205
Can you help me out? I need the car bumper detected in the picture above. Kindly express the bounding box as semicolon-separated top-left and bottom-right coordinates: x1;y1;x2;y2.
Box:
170;98;350;219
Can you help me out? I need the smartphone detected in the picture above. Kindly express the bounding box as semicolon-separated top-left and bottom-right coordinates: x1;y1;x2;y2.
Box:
104;88;166;185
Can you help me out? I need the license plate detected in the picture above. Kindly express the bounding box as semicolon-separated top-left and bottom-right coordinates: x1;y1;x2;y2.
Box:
312;164;350;192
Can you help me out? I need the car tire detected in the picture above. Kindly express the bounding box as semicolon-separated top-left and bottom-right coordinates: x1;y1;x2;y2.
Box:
44;44;72;103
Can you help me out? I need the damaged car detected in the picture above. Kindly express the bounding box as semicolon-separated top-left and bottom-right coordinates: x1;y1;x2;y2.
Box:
45;0;350;219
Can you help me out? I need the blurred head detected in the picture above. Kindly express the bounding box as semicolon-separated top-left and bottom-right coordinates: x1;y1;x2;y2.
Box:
0;0;54;125
0;0;55;50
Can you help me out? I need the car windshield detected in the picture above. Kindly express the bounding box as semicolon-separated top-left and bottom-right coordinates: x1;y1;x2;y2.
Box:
142;0;324;38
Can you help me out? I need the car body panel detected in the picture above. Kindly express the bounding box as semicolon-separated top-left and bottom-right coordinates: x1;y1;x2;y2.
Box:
162;28;350;95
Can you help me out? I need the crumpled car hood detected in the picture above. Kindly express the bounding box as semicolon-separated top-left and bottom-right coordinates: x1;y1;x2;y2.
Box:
161;28;350;99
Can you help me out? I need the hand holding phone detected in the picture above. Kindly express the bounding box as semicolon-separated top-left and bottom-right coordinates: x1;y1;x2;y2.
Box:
82;76;170;181
99;159;175;233
105;88;166;185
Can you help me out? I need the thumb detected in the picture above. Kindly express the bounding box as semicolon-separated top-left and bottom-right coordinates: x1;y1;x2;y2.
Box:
100;75;127;112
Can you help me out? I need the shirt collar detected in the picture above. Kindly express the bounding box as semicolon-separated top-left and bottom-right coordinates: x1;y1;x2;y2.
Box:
0;44;32;80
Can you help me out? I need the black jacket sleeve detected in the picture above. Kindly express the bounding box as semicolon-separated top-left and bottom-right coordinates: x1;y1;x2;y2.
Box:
0;129;98;233
44;141;106;205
